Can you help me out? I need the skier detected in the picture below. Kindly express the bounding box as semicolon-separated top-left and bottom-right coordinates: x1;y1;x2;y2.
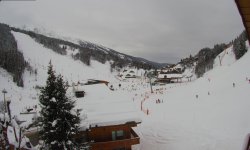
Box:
196;94;198;99
233;82;235;88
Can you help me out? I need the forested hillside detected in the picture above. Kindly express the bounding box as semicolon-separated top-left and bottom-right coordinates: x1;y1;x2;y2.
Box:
0;23;26;86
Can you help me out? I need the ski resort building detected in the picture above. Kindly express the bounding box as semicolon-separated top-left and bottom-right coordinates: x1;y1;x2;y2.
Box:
156;73;183;83
156;64;183;83
86;122;140;150
73;84;141;150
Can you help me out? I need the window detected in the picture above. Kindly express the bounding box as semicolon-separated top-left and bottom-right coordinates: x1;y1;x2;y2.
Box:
117;130;124;137
112;131;116;140
112;130;124;140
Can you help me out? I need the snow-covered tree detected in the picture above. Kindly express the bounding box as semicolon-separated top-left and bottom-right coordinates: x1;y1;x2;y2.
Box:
233;31;248;60
39;62;80;149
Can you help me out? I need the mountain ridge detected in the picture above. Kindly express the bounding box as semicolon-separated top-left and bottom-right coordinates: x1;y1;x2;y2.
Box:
11;26;168;69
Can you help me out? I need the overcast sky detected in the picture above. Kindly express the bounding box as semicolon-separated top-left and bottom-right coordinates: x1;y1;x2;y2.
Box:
0;0;245;63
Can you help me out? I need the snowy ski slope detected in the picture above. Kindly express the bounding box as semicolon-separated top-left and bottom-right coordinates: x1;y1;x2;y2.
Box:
0;30;250;150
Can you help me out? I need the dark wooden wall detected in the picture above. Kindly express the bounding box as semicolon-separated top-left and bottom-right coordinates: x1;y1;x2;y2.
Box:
88;124;132;142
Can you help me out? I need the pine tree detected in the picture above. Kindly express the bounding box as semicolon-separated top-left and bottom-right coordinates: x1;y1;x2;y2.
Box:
53;74;80;149
39;61;57;148
39;62;80;149
233;30;248;60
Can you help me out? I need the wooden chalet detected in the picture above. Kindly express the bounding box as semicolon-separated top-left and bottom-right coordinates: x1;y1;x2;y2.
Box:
73;84;141;150
86;122;140;150
235;0;250;45
21;84;141;150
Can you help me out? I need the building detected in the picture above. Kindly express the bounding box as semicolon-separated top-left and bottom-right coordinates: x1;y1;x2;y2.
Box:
74;84;141;150
87;122;140;150
156;73;183;83
21;83;141;150
156;64;183;84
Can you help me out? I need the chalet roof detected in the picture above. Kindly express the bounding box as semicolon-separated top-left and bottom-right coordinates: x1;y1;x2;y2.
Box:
235;0;250;44
158;73;183;79
70;84;141;130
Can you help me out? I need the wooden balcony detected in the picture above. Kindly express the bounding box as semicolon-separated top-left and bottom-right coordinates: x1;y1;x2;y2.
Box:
91;128;140;150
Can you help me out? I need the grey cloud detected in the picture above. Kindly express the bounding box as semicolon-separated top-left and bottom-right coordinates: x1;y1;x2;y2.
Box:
0;0;245;63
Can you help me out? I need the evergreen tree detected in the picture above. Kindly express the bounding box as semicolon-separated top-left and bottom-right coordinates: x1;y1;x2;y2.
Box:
39;61;57;148
39;62;80;149
233;30;248;60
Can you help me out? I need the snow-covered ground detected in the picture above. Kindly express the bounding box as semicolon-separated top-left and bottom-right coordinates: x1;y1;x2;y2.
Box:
1;30;250;150
0;31;118;127
133;42;250;150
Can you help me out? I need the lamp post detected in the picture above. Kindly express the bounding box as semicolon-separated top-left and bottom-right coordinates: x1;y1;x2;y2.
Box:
2;89;7;113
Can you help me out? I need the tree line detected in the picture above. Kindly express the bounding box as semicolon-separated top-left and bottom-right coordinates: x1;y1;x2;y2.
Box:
194;30;247;77
12;27;156;70
0;23;27;87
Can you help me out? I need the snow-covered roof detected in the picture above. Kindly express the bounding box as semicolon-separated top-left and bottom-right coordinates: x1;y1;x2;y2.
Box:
158;73;183;79
69;84;141;129
173;64;183;69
